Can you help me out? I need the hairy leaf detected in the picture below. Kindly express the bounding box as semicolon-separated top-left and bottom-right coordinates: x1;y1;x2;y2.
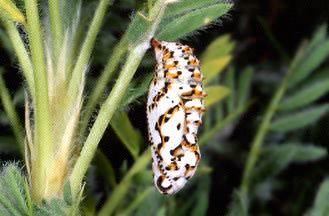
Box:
156;3;233;40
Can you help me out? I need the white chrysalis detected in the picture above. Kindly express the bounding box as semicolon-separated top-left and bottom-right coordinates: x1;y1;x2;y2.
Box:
147;38;206;195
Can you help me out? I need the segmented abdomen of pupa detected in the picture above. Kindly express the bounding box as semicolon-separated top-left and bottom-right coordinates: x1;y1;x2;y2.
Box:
147;38;206;195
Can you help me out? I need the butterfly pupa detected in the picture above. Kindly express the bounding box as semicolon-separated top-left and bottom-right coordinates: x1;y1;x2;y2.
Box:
147;38;206;195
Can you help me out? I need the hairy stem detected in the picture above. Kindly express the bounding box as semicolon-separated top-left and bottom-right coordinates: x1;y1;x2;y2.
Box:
68;0;113;98
70;0;168;198
48;0;63;59
24;0;52;201
80;37;127;134
2;20;35;98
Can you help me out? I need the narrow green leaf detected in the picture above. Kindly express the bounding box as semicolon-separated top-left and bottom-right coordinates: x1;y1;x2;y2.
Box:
289;37;329;86
0;0;25;24
280;79;329;111
94;150;117;187
309;178;329;216
202;56;231;85
237;67;253;107
271;104;329;132
201;34;234;62
204;85;230;107
156;3;233;40
307;24;328;54
226;191;249;216
253;143;327;184
164;0;230;18
110;112;142;159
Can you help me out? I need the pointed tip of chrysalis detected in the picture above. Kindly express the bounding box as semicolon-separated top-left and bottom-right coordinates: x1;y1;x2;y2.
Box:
151;38;161;49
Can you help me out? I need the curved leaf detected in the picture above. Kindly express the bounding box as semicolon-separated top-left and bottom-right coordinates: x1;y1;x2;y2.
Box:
271;104;329;132
156;3;233;40
280;79;329;111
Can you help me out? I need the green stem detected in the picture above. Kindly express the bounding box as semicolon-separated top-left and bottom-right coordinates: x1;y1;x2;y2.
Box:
0;71;25;155
240;73;291;195
48;0;63;59
98;150;150;216
70;44;147;197
24;0;52;201
3;20;35;98
68;0;113;98
80;37;127;134
70;0;168;198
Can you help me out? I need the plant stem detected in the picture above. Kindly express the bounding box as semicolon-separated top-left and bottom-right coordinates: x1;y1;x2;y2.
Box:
240;73;291;195
70;0;168;198
3;20;35;98
24;0;52;201
70;44;148;197
68;0;113;98
0;71;25;154
98;150;150;216
80;37;127;134
48;0;63;59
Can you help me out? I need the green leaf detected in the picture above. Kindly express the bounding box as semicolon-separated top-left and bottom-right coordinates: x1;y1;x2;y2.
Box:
237;67;253;107
126;12;152;47
204;85;230;107
226;191;249;216
289;30;329;86
202;56;231;85
63;181;72;206
110;112;142;159
280;79;329;111
253;143;327;184
94;150;117;187
271;104;329;132
309;178;329;216
201;34;234;62
164;0;230;19
0;0;25;24
156;3;233;40
0;163;31;215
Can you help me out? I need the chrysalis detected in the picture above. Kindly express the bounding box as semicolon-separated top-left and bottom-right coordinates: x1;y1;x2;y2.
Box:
147;38;206;195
